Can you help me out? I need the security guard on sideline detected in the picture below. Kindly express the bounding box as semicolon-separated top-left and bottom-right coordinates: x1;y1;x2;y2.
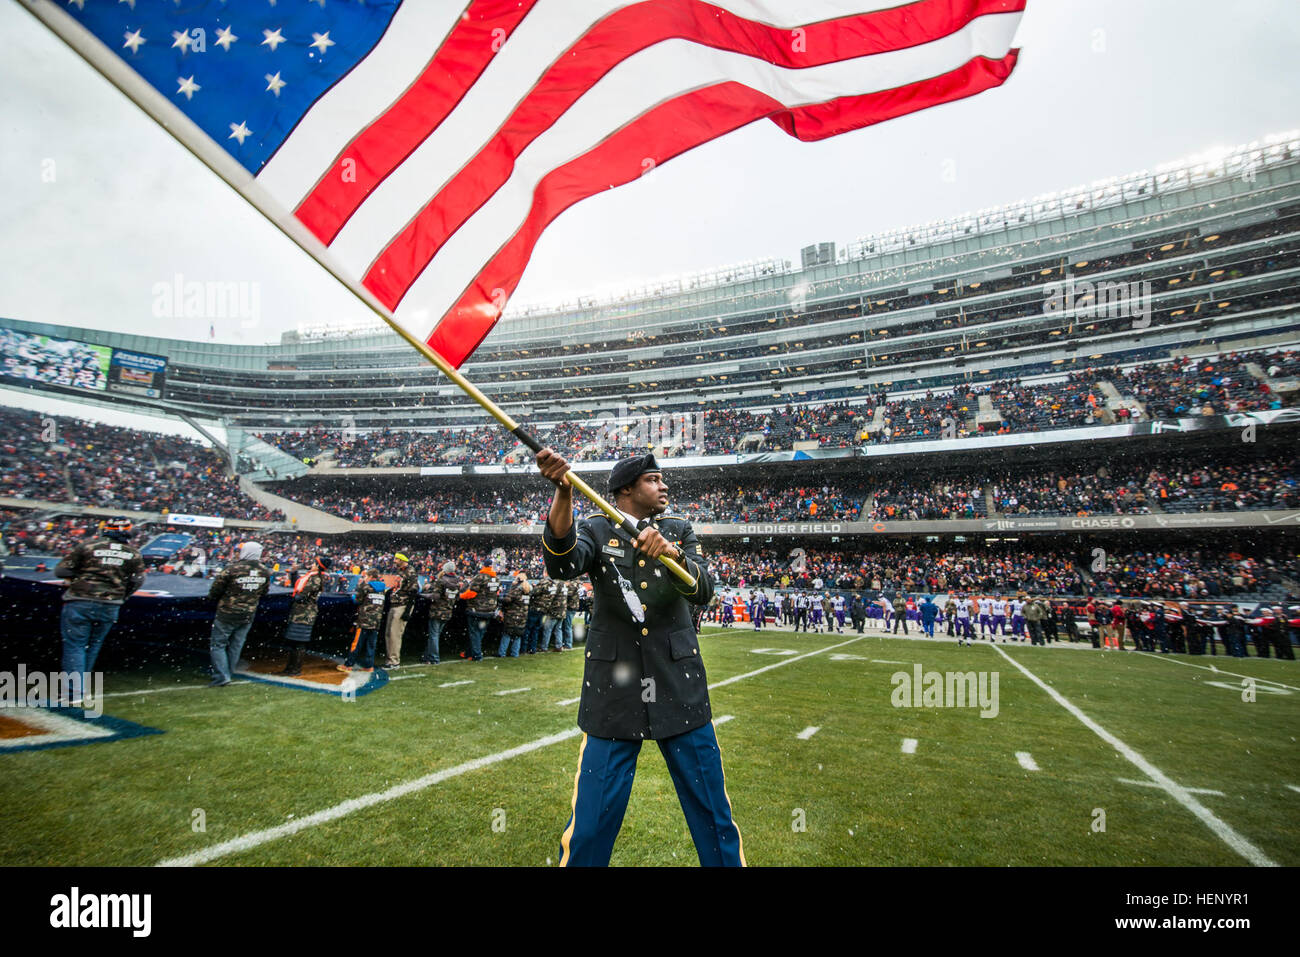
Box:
537;448;744;867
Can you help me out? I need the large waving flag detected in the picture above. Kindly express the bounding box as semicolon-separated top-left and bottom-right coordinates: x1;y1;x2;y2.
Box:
32;0;1025;368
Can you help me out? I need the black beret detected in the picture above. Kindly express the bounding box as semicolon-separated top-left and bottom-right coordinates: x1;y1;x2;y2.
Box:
608;453;661;495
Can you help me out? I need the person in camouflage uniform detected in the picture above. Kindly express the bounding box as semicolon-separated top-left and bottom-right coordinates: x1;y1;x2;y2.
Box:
281;556;331;675
538;572;568;652
383;553;420;669
421;560;461;665
459;561;500;662
496;570;532;658
341;568;387;672
55;516;145;704
1024;595;1046;645
561;577;581;649
522;584;545;655
207;541;271;687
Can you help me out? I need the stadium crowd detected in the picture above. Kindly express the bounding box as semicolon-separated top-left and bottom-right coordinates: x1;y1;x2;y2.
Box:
251;350;1298;468
0;408;284;521
702;542;1298;600
5;509;1295;605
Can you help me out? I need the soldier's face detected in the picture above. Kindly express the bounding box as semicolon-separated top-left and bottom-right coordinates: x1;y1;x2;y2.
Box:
626;472;669;514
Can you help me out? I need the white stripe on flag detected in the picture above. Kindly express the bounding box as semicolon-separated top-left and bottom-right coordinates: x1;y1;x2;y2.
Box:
383;12;1022;332
325;1;626;273
255;2;464;209
304;0;918;254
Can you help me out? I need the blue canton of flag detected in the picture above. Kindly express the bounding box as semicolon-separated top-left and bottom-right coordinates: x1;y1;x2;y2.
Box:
63;0;403;174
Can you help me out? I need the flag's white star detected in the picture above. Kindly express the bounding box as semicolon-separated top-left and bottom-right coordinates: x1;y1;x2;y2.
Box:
119;0;136;9
215;26;238;51
308;0;325;7
261;28;285;52
66;0;85;10
176;75;201;100
122;29;146;54
309;32;334;54
171;30;193;53
228;121;253;145
265;72;286;97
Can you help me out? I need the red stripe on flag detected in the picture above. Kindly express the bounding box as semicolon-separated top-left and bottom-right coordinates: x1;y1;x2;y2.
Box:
361;0;1024;309
294;0;541;245
420;51;1019;368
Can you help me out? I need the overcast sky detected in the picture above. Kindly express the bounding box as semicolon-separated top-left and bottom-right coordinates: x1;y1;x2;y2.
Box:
1;0;1298;364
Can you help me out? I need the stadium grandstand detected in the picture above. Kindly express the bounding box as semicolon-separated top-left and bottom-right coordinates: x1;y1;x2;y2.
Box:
3;133;1299;609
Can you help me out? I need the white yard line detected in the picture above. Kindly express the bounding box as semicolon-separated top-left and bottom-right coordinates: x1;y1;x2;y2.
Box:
100;683;220;698
556;696;581;706
388;674;427;682
156;727;584;867
901;738;918;754
158;634;859;866
1117;777;1225;797
709;635;863;690
1015;751;1040;772
796;726;820;740
712;715;735;726
493;687;531;696
1286;785;1300;795
438;680;474;688
1135;652;1300;692
992;644;1277;867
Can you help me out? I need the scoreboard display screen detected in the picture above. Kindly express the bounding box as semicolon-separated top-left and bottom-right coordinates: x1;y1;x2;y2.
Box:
107;348;168;399
0;326;110;392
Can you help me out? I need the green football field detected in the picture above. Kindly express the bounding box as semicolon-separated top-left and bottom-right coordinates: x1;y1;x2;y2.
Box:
3;626;1298;867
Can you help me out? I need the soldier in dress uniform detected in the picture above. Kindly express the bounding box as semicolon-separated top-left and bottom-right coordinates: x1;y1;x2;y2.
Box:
281;555;330;675
537;448;743;867
207;541;270;687
54;516;145;704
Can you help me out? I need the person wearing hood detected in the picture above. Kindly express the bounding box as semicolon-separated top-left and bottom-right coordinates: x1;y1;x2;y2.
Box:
281;556;331;676
420;560;460;665
459;559;500;661
54;516;145;705
207;541;270;687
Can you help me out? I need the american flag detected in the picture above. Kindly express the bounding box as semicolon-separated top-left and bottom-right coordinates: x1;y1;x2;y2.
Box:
38;0;1025;368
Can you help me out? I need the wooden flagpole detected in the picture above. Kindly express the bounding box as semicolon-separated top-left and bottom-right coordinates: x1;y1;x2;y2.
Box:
22;0;696;587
